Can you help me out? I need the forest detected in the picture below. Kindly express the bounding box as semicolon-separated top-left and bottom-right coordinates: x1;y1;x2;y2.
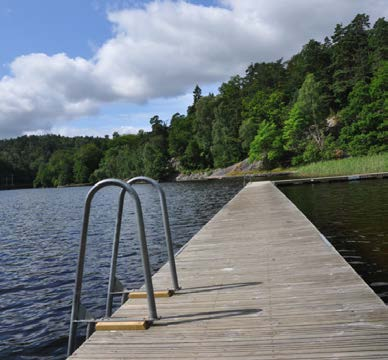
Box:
0;14;387;188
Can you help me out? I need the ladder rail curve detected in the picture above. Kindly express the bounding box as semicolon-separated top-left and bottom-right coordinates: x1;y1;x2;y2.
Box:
67;178;157;357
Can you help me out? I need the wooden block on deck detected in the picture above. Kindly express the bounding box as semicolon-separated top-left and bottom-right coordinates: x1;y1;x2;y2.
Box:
95;320;151;331
129;289;174;299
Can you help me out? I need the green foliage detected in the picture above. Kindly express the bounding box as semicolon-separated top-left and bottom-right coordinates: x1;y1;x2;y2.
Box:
339;61;388;155
212;102;241;168
239;91;269;153
211;76;243;168
143;136;171;179
286;39;332;99
92;142;143;181
368;18;388;71
168;113;191;160
73;143;103;183
180;140;202;170
284;74;330;164
247;91;288;167
34;150;74;187
192;95;217;167
187;85;202;115
243;60;287;97
249;121;283;168
0;135;108;187
169;86;216;170
331;14;372;107
142;116;172;179
0;155;14;186
143;142;166;179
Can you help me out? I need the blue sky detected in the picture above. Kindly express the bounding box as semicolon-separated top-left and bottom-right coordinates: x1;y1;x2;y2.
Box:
0;0;386;139
0;0;219;71
0;0;222;137
0;1;108;71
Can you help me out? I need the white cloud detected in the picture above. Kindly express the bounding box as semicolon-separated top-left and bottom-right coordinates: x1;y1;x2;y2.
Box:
0;53;114;137
222;0;387;55
0;0;387;138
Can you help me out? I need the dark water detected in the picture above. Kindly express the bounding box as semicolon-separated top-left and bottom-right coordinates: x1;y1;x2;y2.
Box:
281;179;388;303
0;180;244;359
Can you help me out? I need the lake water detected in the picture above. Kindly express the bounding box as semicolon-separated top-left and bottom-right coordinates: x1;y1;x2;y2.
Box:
0;180;244;360
280;179;388;303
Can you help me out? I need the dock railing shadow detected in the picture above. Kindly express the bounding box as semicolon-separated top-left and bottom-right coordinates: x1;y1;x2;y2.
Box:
178;281;262;295
155;308;262;326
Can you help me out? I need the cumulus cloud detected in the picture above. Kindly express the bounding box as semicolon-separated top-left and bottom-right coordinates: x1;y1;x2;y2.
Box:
0;0;387;138
222;0;387;53
0;53;117;137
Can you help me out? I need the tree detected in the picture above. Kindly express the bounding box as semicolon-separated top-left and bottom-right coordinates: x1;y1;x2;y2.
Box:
243;60;286;98
142;116;172;179
180;140;202;170
187;85;202;115
92;135;144;181
368;17;388;72
73;143;103;183
212;102;241;168
248;91;288;168
49;150;74;186
239;91;269;154
339;61;388;155
284;74;329;164
0;156;14;186
249;121;283;168
286;39;332;104
211;76;243;168
143;141;170;179
33;163;53;187
331;14;371;108
33;150;74;187
192;95;217;167
168;113;191;159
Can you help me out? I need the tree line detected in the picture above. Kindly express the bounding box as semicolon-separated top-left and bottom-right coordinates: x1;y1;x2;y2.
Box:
0;14;386;187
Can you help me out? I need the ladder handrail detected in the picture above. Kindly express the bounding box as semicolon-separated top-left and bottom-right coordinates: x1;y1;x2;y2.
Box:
105;176;180;318
128;176;180;291
67;178;157;357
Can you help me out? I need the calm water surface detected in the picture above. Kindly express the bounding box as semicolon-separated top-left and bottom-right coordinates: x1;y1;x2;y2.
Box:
281;179;388;303
0;180;244;359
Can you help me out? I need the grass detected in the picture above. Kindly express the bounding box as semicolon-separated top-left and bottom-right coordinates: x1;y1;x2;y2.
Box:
177;153;388;180
295;153;388;177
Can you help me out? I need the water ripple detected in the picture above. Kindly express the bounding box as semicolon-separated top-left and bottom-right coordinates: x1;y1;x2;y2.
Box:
281;179;388;303
0;180;244;359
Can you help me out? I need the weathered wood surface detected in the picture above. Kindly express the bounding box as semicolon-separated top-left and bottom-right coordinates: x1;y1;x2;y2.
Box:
69;181;388;359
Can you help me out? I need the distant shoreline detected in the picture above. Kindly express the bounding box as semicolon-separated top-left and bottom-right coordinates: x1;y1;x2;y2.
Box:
0;184;33;191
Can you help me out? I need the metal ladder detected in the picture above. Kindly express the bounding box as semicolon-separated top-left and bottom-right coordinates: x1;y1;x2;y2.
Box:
127;176;179;292
104;176;180;317
67;177;179;356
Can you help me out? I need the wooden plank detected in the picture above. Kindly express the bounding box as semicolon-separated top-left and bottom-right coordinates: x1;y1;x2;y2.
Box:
95;320;151;331
129;290;174;299
68;181;388;359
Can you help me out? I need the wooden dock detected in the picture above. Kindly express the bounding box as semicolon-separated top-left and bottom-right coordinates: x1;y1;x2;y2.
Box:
69;181;388;359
